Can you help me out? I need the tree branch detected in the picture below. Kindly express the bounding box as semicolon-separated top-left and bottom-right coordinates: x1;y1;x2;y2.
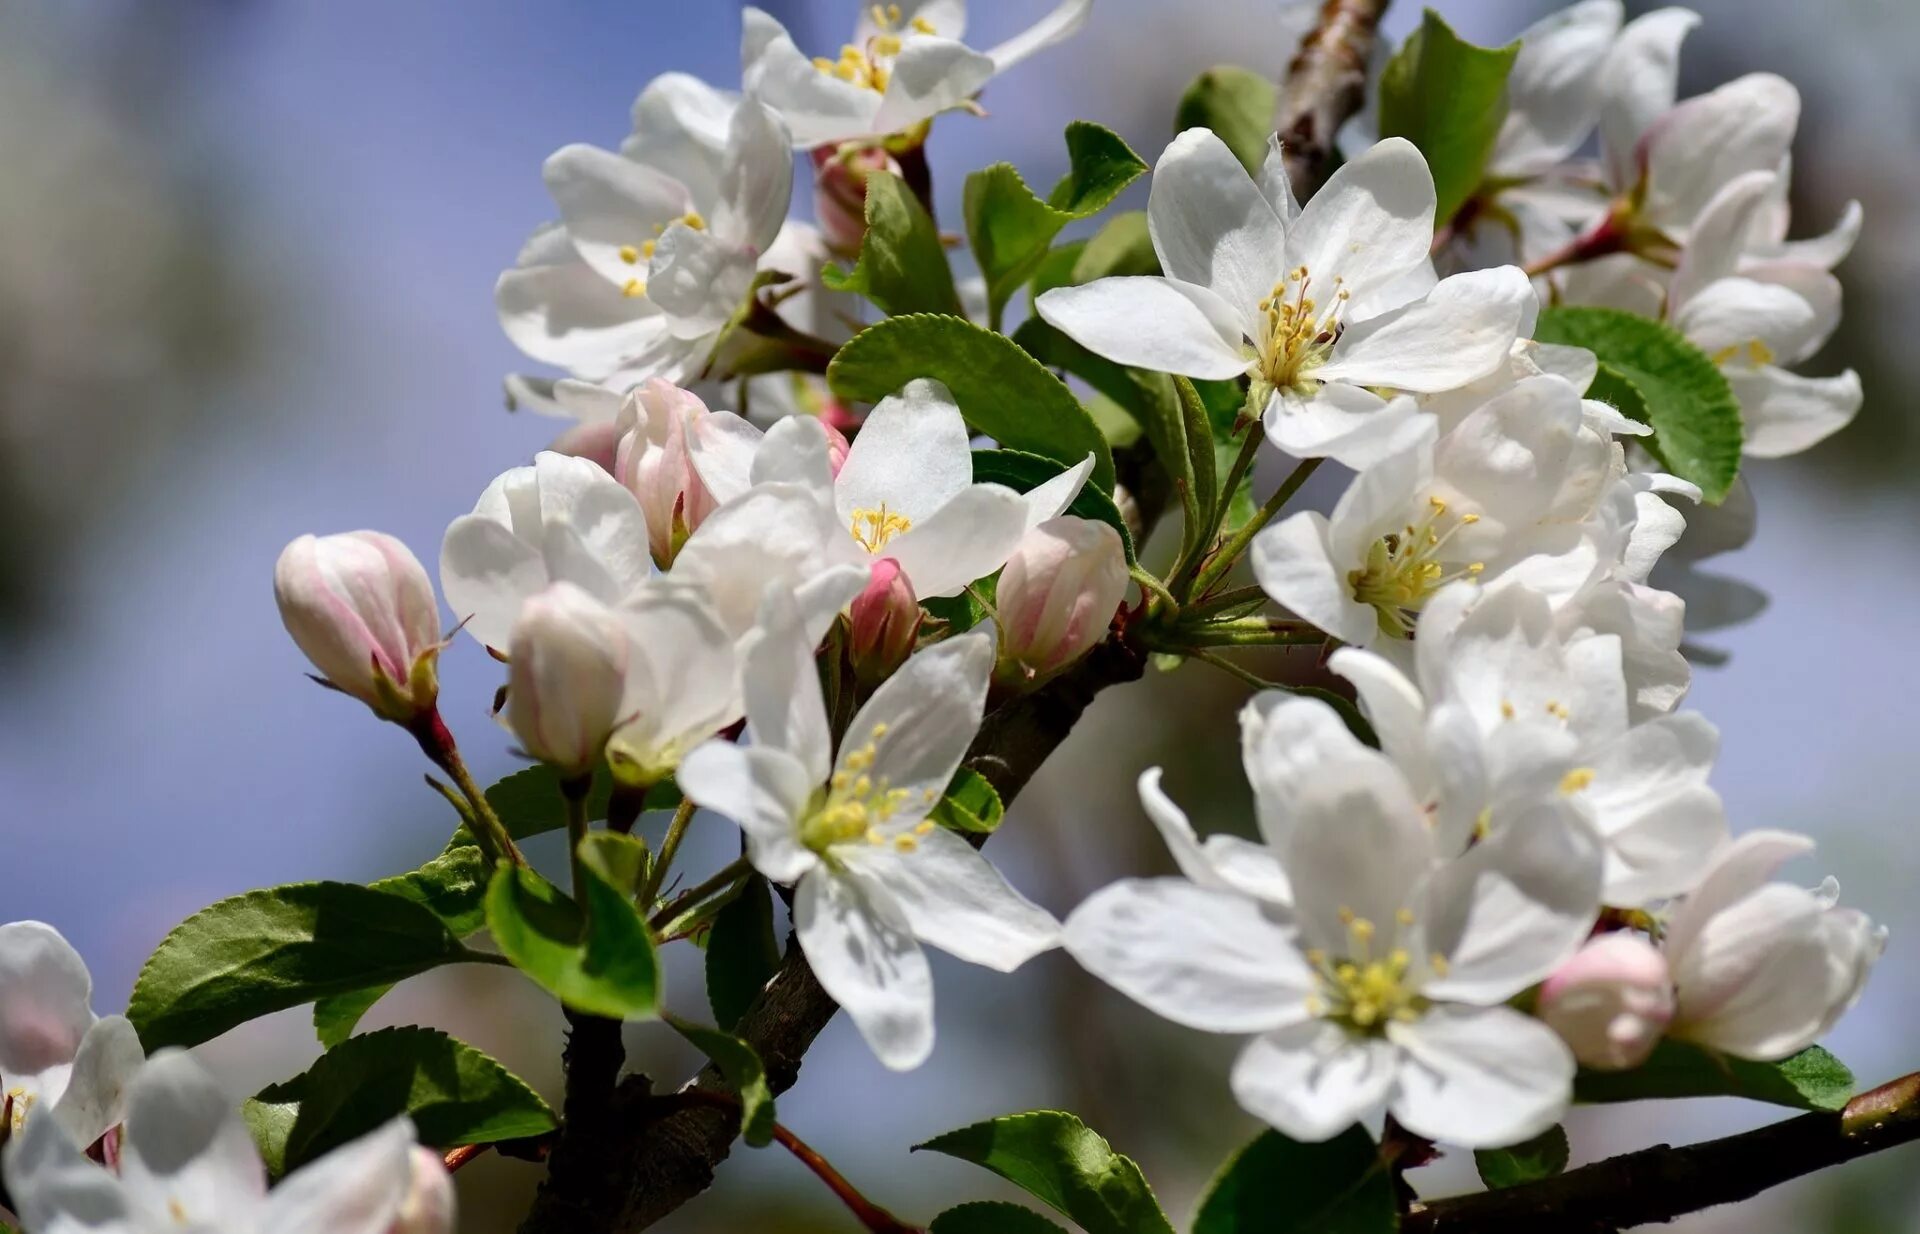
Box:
1405;1073;1920;1233
1275;0;1390;197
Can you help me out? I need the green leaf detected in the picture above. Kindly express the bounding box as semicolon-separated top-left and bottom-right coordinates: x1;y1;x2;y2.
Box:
822;170;961;317
915;1110;1175;1234
1534;305;1743;502
1172;376;1220;559
485;862;661;1020
1474;1124;1570;1190
1193;1125;1396;1234
1071;211;1159;283
244;1026;555;1177
1376;8;1520;224
1575;1040;1853;1112
929;766;1006;835
1586;361;1650;426
1175;66;1280;174
706;874;781;1032
930;1203;1071;1234
482;762;615;842
965;122;1147;329
1030;239;1090;302
664;1013;776;1147
373;844;491;938
829;314;1115;491
312;984;392;1050
578;831;650;898
968;448;1136;564
128;882;474;1050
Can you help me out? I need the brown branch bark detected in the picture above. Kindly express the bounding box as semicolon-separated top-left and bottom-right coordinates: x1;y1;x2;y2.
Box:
1405;1073;1920;1233
1276;0;1390;198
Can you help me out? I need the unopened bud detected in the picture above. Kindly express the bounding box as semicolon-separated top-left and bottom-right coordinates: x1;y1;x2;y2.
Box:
1537;933;1674;1071
275;532;443;723
848;559;921;686
821;415;853;477
812;142;901;256
995;517;1128;688
387;1146;456;1234
615;378;719;568
549;418;623;474
506;582;630;775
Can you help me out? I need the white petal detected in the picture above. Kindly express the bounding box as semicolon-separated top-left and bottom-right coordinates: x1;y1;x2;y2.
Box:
1673;278;1818;363
834;378;973;528
1035;277;1250;381
678;741;817;885
1319;267;1531;393
715;99;793;251
844;827;1058;971
1387;1005;1574;1148
1065;878;1311;1033
1596;7;1700;188
265;1117;419;1234
869;37;996;137
671;483;862;641
1287;137;1435;311
794;867;935;1070
1732;367;1862;459
624;72;737;205
841;631;993;812
750;414;835;492
118;1051;268;1225
1258;134;1301;224
1491;0;1624;176
1019;454;1096;532
1669;170;1778;311
984;0;1091;70
1149;127;1288;314
1328;648;1432;797
1239;693;1379;853
685;408;765;505
883;484;1031;598
741;7;882;148
1642;74;1800;232
542;143;691;285
1661;829;1815;964
1282;752;1435;956
647;223;755;340
2;1113;134;1233
50;1016;144;1149
1261;384;1419;469
1231;1021;1398;1142
0;922;94;1078
1251;511;1378;645
739;585;833;783
1138;767;1290;905
1584;713;1728;904
612;582;742;768
1678;906;1882;1061
495;230;672;378
440;515;545;651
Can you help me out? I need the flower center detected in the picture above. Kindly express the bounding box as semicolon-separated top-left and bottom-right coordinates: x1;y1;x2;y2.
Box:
809;6;937;94
1303;908;1439;1035
799;724;939;854
1256;266;1351;392
1707;338;1775;370
616;211;707;299
4;1086;31;1135
850;504;913;554
1347;497;1483;639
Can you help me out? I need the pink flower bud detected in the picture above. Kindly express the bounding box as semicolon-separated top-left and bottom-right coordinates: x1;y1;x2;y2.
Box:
615;378;719;568
387;1146;456;1234
548;418;623;474
811;143;901;256
275;531;442;723
820;416;853;478
996;517;1128;687
506;582;630;775
1538;933;1675;1071
848;558;921;686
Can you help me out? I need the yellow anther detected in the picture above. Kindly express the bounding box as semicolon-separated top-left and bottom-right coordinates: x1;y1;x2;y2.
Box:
915;820;935;835
1395;907;1415;926
850;505;913;553
1559;767;1596;794
867;827;885;845
1348;917;1376;944
894;834;919;853
1473;808;1492;841
872;33;902;55
621;278;647;298
618;244;640;264
1429;953;1450;976
1500;700;1515;719
1748;339;1775;365
911;15;935;32
1337;906;1356;925
1460;513;1480;524
681;210;706;231
870;722;890;739
1546;700;1571;720
813;55;836;71
1304;948;1328;967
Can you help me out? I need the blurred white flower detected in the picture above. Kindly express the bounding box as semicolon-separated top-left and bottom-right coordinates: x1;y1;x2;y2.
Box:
0;922;142;1151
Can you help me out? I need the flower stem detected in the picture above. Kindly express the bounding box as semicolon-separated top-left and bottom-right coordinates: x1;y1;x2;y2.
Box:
651;856;753;937
642;797;698;905
562;774;592;905
408;708;522;866
1521;208;1629;279
1159;619;1324;649
1178;584;1270;621
1130;565;1180;618
1188;457;1323;596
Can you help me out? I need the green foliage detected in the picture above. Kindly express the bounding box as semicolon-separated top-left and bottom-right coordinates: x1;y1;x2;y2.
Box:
964;122;1147;329
1474;1124;1570;1190
244;1026;554;1178
916;1110;1175;1234
823;170;962;317
706;874;781;1032
482;762;615;841
1535;306;1744;502
127;882;477;1050
484;862;661;1019
372;844;492;938
665;1014;776;1147
1072;211;1159;282
578;831;650;897
929;766;1006;835
1171;376;1221;561
1030;239;1090;301
1176;66;1280;174
969;448;1137;563
930;1203;1071;1234
1575;1040;1854;1111
1193;1125;1397;1234
1377;8;1520;224
312;984;392;1050
829;314;1115;490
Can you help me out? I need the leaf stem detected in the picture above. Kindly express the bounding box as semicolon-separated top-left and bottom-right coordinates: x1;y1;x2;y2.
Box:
1178;584;1270;622
1189;456;1323;595
650;856;753;935
408;708;522;866
1129;565;1180;617
642;797;699;905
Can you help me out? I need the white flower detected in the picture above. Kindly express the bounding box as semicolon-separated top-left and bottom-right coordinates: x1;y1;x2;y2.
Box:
689;378;1090;598
505;583;634;775
1331;580;1726;907
1252;376;1614;648
1663;831;1884;1062
741;1;1091;147
1065;696;1600;1147
2;1050;451;1234
604;579;746;789
440;451;651;653
677;590;1058;1070
1536;932;1673;1071
1035;132;1534;465
994;516;1129;686
0;923;142;1151
274;532;444;723
668;479;870;647
497;76;794;386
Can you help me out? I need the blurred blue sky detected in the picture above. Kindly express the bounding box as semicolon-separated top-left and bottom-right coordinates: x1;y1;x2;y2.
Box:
2;1;1916;1230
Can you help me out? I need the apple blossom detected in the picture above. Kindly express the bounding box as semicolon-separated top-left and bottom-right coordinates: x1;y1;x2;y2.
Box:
994;515;1128;687
603;579;748;790
741;1;1091;148
848;558;922;687
1537;932;1673;1070
0;923;143;1153
440;451;651;653
1036;131;1534;465
613;378;728;567
274;531;444;724
678;588;1058;1070
1663;831;1884;1062
505;583;633;776
1;1051;450;1234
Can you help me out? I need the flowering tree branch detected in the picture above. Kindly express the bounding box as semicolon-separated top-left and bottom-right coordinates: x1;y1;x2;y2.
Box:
1406;1073;1920;1233
1275;0;1390;195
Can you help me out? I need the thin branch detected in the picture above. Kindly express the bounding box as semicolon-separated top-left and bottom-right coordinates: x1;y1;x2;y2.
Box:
1275;0;1392;198
1406;1072;1920;1233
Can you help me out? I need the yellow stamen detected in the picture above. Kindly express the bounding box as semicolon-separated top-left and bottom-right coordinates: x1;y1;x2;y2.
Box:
1559;767;1596;794
618;244;640;264
850;504;913;553
621;278;647;298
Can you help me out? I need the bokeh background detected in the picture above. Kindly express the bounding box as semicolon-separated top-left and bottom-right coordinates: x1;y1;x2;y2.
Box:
2;1;1914;1230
